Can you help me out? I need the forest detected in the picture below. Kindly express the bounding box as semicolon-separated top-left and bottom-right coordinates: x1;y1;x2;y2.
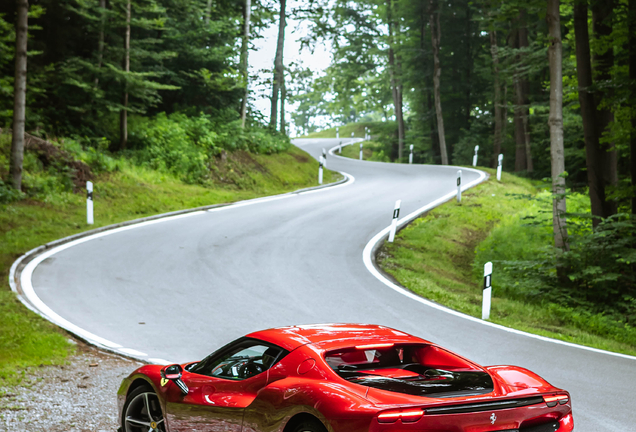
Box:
1;0;635;329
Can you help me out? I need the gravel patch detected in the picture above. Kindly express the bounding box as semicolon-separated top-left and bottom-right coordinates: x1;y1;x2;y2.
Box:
0;343;143;432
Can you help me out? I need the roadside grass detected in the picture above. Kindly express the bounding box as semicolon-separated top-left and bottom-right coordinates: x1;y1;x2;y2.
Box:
338;140;390;162
378;168;636;356
0;145;341;388
298;122;383;139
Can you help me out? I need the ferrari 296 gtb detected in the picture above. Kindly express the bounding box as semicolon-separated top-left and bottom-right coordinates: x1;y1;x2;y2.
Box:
117;323;573;432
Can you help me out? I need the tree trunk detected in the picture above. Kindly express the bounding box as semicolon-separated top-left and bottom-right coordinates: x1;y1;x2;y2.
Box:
630;0;636;214
591;0;618;216
119;0;131;150
429;0;448;165
387;0;405;161
511;27;527;172
518;10;533;172
9;0;29;191
465;5;472;127
280;75;286;134
270;0;286;130
94;0;106;88
547;0;568;251
206;0;212;24
428;89;440;164
240;0;251;129
490;30;502;168
574;0;607;226
514;77;526;172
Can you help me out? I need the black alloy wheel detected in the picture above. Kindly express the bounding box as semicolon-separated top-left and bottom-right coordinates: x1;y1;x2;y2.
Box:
122;385;166;432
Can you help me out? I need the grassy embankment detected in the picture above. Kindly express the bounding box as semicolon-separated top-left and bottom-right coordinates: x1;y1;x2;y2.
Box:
379;169;636;356
299;122;390;162
338;140;389;162
299;122;376;139
0;140;341;388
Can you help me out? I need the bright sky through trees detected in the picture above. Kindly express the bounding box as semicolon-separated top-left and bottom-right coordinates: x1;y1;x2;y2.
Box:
250;0;331;135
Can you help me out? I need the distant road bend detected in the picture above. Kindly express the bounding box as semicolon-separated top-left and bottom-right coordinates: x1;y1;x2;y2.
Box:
21;138;636;431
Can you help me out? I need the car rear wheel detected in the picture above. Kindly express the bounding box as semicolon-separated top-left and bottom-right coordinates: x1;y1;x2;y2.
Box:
291;418;328;432
122;385;165;432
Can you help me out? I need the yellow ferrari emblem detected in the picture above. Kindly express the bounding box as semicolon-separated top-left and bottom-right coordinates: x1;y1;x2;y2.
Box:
161;378;169;387
150;421;157;429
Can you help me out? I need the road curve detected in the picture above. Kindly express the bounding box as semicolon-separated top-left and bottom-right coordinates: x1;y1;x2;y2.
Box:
21;138;635;431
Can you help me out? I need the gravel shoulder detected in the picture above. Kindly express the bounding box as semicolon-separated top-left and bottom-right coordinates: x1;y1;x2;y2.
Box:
0;341;141;432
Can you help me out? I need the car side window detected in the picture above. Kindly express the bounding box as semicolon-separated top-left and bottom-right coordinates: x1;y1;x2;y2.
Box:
190;340;284;380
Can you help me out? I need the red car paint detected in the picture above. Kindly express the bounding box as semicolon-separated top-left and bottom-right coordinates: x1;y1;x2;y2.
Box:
117;324;573;432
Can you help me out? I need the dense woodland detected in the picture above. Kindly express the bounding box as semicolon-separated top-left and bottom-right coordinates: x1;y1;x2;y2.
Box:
1;1;635;327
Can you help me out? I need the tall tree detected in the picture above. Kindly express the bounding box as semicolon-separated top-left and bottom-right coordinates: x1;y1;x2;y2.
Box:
240;0;251;129
547;0;568;251
513;10;533;172
630;0;636;214
591;0;617;215
270;0;286;130
511;26;527;172
9;0;28;191
94;0;106;88
119;0;131;150
387;0;405;161
573;0;608;226
429;0;448;165
520;17;532;173
489;29;503;168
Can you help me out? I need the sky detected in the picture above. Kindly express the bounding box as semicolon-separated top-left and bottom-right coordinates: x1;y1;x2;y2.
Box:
248;1;332;136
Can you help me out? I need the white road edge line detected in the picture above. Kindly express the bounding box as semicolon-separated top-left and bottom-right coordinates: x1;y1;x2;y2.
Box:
362;167;636;361
9;157;355;363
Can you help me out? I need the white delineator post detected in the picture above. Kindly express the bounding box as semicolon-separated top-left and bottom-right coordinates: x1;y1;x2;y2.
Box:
457;170;462;203
322;148;327;168
388;200;401;243
359;142;364;160
473;145;479;167
336;127;339;139
86;181;94;225
409;144;414;164
482;262;493;320
497;154;503;181
318;156;324;185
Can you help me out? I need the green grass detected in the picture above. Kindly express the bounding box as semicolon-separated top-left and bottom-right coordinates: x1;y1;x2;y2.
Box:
338;140;390;162
378;168;636;356
0;145;341;387
298;122;382;139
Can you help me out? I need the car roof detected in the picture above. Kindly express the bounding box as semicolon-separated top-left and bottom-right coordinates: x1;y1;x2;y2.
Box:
246;323;427;351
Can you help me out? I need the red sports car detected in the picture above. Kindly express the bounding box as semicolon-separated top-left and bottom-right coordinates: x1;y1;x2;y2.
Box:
117;324;573;432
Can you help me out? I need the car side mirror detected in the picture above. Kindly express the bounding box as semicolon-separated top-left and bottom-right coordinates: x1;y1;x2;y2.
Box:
161;364;189;395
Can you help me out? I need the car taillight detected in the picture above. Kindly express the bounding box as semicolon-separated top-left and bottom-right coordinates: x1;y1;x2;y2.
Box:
543;394;569;408
377;409;424;423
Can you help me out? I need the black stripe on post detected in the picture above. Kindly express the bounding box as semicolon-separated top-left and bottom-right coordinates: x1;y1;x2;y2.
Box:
484;274;491;290
87;190;93;200
393;209;400;219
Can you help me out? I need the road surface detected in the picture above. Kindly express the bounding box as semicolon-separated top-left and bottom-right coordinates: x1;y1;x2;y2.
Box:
24;138;636;431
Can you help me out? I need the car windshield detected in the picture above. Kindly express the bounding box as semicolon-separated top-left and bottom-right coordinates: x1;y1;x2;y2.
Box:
189;338;287;380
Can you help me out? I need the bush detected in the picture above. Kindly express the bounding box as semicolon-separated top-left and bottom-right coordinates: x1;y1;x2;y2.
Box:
0;179;25;204
127;112;290;183
476;190;636;329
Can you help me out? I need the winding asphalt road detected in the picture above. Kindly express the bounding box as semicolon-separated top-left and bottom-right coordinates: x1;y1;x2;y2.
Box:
22;138;636;431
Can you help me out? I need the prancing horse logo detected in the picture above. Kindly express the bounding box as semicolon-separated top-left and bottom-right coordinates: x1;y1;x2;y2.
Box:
490;413;497;424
